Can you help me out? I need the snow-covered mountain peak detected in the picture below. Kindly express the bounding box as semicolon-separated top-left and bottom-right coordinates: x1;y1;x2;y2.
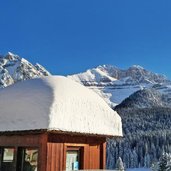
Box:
5;52;20;61
97;64;119;71
0;52;51;88
35;63;51;76
130;65;144;70
68;66;117;86
78;64;168;85
20;57;29;63
7;52;15;56
69;64;169;85
69;64;171;107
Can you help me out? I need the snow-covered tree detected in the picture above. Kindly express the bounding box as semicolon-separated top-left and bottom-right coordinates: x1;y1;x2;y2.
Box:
158;153;171;171
144;153;151;168
116;157;124;171
151;161;158;171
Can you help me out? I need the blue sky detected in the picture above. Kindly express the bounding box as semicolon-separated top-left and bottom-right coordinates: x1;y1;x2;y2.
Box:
0;0;171;78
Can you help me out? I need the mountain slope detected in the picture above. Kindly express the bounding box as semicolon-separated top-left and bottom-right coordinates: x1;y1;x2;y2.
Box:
0;52;51;88
115;88;171;109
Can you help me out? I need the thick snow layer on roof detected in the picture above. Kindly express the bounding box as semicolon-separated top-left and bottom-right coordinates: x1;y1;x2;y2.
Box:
0;76;122;136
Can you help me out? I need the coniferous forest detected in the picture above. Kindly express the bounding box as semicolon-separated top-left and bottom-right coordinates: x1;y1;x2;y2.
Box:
107;107;171;169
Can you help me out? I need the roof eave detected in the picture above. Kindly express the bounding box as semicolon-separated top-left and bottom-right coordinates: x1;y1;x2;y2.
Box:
0;129;122;138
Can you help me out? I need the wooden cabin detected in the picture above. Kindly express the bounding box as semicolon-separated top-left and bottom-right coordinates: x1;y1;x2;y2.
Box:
0;76;122;171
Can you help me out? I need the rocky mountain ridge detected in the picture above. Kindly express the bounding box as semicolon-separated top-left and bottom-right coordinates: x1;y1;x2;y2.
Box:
0;52;51;88
69;64;169;85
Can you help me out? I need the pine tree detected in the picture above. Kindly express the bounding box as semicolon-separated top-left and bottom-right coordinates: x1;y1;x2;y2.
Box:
144;153;151;168
151;161;158;171
166;153;171;171
158;153;169;171
116;157;124;171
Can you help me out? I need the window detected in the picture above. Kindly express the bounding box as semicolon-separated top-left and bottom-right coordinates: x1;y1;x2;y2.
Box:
0;147;16;171
66;147;83;171
0;147;39;171
2;148;15;162
66;150;80;170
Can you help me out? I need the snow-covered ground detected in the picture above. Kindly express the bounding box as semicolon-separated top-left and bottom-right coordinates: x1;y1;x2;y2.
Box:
127;168;151;171
79;169;151;171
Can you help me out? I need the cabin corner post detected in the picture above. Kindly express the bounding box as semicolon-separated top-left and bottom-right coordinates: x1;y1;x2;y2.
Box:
39;133;48;171
100;141;106;169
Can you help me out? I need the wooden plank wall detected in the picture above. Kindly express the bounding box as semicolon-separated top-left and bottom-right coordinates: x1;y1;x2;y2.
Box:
46;143;64;171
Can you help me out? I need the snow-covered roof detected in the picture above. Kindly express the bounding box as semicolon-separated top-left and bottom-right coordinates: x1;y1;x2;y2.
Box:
0;76;122;136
